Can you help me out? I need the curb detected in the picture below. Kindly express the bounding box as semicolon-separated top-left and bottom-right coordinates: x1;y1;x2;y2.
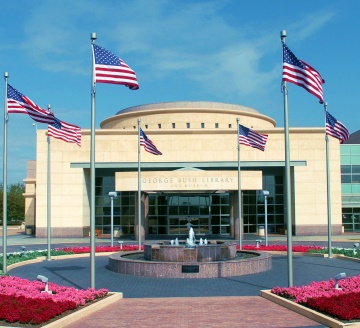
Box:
42;292;123;328
260;290;360;328
323;253;360;263
7;252;118;271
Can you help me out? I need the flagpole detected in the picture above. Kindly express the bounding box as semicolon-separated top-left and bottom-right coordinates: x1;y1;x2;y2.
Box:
236;118;242;250
47;104;52;261
324;102;332;258
2;72;9;273
280;30;293;287
137;119;141;250
90;32;97;288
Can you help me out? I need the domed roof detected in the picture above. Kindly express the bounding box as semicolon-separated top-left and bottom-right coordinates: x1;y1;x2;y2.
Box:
116;101;260;115
101;100;276;129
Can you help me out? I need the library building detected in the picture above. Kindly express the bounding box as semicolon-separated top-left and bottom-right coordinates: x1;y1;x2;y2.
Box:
23;101;349;240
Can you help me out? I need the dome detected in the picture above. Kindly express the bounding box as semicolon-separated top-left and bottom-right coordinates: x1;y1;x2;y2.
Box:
100;101;276;130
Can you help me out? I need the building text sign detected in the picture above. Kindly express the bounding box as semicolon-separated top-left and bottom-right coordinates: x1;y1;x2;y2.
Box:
116;170;262;191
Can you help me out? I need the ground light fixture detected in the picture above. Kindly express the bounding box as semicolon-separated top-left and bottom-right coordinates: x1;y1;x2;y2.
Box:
255;239;261;248
37;275;52;294
117;240;124;250
334;272;346;290
21;246;27;257
353;242;359;255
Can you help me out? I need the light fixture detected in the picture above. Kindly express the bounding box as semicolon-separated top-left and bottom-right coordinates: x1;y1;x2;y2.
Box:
261;190;270;246
334;272;346;290
117;240;124;250
37;275;52;294
256;239;261;248
108;191;118;247
21;246;27;257
353;243;359;255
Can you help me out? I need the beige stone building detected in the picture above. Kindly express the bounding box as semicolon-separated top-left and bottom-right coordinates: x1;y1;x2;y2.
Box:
23;101;342;239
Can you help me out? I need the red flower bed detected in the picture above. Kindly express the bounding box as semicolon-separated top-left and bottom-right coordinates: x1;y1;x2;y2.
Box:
0;294;76;324
271;275;360;321
306;292;360;321
59;245;142;254
0;276;108;325
57;244;322;254
238;244;322;252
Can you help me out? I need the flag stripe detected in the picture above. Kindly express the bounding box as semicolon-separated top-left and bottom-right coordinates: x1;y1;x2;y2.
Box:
48;117;81;146
238;124;268;151
7;85;55;124
140;128;162;155
92;44;139;90
282;42;324;104
325;111;349;144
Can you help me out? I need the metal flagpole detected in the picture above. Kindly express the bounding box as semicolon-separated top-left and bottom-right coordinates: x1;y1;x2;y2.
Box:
2;72;9;273
90;32;97;288
236;118;242;250
324;102;332;258
47;104;52;261
137;119;141;250
280;30;293;287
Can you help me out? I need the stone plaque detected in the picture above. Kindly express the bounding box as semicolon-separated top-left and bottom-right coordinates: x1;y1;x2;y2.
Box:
182;265;200;273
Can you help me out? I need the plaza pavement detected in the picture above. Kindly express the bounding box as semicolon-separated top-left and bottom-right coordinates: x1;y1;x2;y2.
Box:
2;228;360;327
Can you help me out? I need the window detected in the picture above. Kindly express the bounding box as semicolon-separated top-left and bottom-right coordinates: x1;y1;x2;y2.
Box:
95;176;135;235
215;123;219;128
172;123;175;128
201;123;205;128
228;124;232;128
186;123;190;128
341;165;360;184
145;125;148;129
243;174;285;234
342;207;360;232
158;124;161;129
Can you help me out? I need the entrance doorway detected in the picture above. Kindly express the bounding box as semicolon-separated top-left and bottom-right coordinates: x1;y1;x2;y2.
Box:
168;215;210;235
148;193;230;236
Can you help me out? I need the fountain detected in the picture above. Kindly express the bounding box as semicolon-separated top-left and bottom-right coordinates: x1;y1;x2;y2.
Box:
186;227;196;247
108;229;272;278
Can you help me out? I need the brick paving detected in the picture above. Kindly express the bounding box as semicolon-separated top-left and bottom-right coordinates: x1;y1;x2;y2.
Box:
65;296;324;328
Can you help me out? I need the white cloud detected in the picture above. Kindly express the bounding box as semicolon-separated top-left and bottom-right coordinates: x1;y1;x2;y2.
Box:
292;11;335;41
15;1;335;99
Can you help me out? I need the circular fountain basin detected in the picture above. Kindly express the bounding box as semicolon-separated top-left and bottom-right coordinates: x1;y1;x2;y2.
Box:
144;241;237;262
108;241;272;278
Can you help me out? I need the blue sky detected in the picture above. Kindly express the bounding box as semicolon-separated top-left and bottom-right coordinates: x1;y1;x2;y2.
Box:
0;0;359;184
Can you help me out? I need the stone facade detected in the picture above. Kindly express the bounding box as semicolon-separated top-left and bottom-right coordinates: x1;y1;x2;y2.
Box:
23;101;342;238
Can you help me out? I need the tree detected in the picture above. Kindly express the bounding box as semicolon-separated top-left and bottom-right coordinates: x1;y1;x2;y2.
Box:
0;182;25;223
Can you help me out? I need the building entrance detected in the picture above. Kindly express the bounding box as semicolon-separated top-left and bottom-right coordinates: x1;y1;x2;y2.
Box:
168;215;210;235
148;193;230;236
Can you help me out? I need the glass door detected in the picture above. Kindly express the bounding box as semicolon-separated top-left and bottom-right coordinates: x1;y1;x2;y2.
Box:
168;215;210;235
352;214;360;231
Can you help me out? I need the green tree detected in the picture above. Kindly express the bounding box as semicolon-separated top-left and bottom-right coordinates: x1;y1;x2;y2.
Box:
0;182;25;223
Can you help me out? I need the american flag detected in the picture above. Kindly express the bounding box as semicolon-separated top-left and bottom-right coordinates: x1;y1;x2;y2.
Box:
325;111;349;144
238;124;268;151
48;117;81;146
92;44;139;90
282;42;325;104
7;85;55;124
140;128;162;155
